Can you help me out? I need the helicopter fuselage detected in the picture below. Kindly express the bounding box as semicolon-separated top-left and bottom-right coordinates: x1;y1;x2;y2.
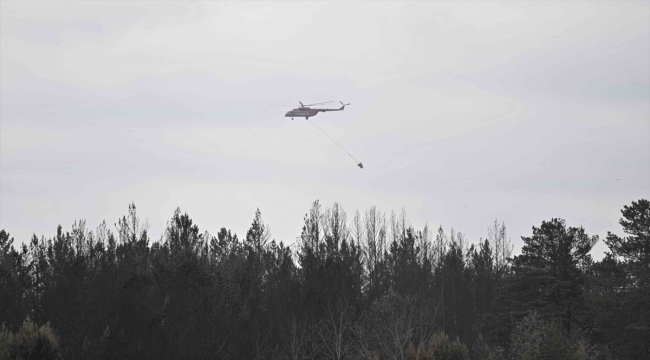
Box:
285;107;320;119
285;104;346;119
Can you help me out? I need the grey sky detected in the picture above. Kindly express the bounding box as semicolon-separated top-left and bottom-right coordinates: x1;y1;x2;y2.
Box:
1;1;648;258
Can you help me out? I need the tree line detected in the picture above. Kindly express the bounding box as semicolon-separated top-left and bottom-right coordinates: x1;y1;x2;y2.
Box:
0;199;648;360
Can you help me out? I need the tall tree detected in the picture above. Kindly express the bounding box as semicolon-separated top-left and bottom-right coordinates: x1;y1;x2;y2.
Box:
364;206;389;303
487;220;513;294
509;219;598;335
437;234;474;345
0;230;28;330
604;199;650;275
595;199;650;359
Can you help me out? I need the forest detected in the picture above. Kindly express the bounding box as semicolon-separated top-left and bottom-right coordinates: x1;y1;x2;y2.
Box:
0;198;648;360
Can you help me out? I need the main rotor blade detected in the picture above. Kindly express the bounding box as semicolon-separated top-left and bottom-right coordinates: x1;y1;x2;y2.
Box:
305;101;334;106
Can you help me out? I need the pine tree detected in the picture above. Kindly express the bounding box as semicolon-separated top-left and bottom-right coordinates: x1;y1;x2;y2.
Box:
598;199;650;359
509;219;597;334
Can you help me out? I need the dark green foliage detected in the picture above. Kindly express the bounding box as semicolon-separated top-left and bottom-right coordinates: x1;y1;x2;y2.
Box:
406;332;470;360
0;199;646;359
1;317;63;360
605;199;650;266
509;219;598;334
591;199;650;359
437;236;475;345
508;312;604;360
0;230;29;331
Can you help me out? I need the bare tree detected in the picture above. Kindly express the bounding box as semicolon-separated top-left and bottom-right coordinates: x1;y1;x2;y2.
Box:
116;202;149;244
398;208;409;243
418;224;433;266
363;206;386;295
433;226;448;268
351;210;365;249
410;296;439;352
381;299;414;360
360;291;438;360
299;200;322;258
365;207;380;268
320;298;353;360
433;226;448;329
488;219;513;290
389;210;398;245
321;203;349;250
352;318;377;360
449;228;468;260
251;323;275;360
280;315;316;360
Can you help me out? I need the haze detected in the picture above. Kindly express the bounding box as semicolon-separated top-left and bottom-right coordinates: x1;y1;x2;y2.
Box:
1;1;648;258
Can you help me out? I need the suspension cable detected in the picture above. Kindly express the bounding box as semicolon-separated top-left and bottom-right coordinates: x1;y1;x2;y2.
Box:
307;120;363;169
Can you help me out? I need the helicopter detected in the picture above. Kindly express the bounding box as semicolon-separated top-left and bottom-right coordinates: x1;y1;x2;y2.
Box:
283;101;350;120
274;100;363;169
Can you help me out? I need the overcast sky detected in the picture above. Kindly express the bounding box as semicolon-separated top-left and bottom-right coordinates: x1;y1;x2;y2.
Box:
1;1;648;258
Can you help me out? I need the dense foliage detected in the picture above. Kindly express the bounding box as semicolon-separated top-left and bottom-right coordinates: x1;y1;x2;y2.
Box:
0;199;648;359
